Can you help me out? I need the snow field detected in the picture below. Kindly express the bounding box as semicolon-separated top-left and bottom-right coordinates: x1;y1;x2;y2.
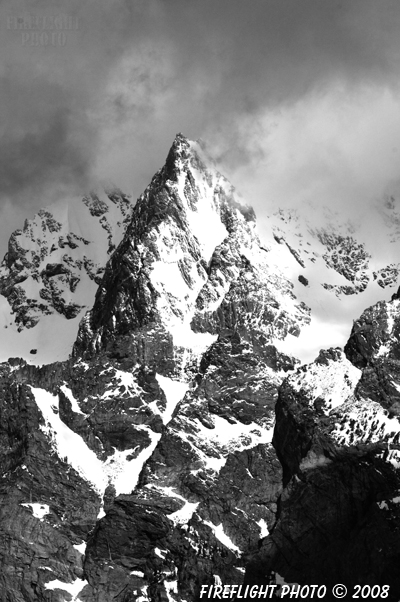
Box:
31;387;161;498
155;374;189;424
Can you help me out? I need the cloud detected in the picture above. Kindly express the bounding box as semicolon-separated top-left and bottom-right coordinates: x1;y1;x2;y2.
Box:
0;0;149;207
1;0;400;355
2;0;400;228
90;0;400;201
227;87;400;221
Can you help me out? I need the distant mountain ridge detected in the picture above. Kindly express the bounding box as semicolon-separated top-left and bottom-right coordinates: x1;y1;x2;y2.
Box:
0;188;133;363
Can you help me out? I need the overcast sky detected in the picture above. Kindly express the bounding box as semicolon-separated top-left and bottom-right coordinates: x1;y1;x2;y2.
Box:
3;0;400;254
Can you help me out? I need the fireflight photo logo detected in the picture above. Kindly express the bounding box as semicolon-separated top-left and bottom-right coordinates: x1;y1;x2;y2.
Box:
6;13;79;46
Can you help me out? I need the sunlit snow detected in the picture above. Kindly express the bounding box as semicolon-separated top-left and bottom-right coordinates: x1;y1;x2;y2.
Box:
148;485;199;526
20;503;50;521
32;387;107;494
329;398;400;468
155;374;189;424
192;414;274;457
103;430;161;495
73;542;86;555
155;548;167;559
203;520;241;554
175;413;274;475
164;579;178;602
60;385;86;415
257;518;269;538
288;351;361;413
44;577;88;600
167;500;200;526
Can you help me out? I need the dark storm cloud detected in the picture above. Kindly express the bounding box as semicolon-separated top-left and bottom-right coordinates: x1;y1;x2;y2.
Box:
92;0;400;184
2;0;400;212
153;0;400;167
0;0;146;208
0;82;88;196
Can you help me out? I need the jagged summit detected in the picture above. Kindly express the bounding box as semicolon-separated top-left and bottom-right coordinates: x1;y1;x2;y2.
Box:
0;134;310;367
73;134;309;375
149;132;254;224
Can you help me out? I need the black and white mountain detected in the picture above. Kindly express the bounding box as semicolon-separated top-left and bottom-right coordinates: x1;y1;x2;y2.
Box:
1;134;400;601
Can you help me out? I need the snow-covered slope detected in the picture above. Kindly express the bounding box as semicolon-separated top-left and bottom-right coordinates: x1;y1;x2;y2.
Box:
265;200;400;362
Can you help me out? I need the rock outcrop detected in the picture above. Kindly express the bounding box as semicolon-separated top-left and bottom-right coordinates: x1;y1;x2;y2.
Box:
246;337;400;599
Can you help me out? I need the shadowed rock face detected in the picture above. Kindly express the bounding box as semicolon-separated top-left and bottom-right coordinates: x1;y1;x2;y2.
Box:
2;134;400;601
245;343;400;600
246;455;400;593
0;366;100;601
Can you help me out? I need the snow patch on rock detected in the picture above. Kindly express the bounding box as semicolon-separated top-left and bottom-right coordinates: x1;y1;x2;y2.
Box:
60;385;86;415
288;350;361;414
203;521;241;555
20;503;50;521
44;577;88;600
155;374;189;424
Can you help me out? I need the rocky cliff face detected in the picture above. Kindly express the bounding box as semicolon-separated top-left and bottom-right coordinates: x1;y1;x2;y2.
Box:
246;304;400;599
1;189;133;327
1;134;400;601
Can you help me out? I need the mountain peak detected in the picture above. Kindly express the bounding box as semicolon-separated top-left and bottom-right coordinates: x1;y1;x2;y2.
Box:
73;135;309;373
163;133;214;185
174;131;188;143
